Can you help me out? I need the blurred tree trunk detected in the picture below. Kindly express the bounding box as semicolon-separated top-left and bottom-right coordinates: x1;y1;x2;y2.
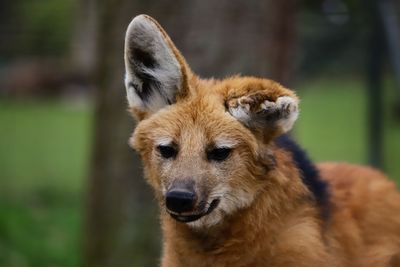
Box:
83;1;160;267
268;0;299;85
70;0;98;76
84;1;298;267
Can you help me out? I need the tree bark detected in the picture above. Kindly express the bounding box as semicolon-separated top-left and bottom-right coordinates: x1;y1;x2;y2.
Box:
84;1;160;267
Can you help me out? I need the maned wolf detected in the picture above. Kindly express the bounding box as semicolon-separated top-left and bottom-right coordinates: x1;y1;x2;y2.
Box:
123;14;400;267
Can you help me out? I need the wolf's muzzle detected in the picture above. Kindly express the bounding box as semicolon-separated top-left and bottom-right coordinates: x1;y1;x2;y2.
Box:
166;189;196;213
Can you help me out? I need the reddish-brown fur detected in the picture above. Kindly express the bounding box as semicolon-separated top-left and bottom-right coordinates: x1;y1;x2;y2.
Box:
124;15;400;267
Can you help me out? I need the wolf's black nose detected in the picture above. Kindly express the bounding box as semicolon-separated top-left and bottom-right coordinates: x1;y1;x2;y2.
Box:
166;189;196;213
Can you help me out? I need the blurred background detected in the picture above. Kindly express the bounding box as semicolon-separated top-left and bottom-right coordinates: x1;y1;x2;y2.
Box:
0;0;399;266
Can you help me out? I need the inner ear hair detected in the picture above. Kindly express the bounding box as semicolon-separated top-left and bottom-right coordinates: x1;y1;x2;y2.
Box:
124;15;187;115
227;93;299;142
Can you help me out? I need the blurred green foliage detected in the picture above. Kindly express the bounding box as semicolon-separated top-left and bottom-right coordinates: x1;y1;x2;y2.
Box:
18;0;77;56
0;79;399;267
297;78;400;180
0;100;91;194
1;0;77;60
0;100;92;267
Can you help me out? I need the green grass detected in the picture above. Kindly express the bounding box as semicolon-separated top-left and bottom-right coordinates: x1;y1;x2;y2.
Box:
0;99;92;267
295;78;400;183
0;79;399;267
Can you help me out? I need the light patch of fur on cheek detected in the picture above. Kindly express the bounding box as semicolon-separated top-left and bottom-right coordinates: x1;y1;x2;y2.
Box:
186;185;230;229
186;188;227;228
219;186;255;215
187;185;255;229
187;210;225;229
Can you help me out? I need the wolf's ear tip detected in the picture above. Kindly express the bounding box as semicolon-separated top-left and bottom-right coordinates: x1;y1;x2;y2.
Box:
126;14;160;40
128;14;156;28
132;14;152;22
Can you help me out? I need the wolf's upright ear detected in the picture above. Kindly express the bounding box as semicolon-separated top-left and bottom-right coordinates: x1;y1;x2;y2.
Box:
226;87;299;143
124;15;191;119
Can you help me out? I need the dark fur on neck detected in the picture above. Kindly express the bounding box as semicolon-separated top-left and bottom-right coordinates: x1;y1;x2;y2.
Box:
275;134;330;219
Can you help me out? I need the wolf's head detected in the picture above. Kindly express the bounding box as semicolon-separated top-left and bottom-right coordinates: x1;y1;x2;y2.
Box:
124;15;299;228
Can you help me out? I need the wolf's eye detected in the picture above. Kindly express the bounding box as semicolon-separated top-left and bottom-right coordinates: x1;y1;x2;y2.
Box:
157;145;177;159
207;147;232;162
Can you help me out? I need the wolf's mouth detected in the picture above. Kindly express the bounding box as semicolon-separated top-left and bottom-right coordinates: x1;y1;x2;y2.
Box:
169;199;220;223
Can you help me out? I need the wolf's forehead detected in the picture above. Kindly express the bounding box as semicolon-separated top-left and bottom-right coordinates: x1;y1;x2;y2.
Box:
151;103;240;146
153;129;240;151
152;117;225;143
